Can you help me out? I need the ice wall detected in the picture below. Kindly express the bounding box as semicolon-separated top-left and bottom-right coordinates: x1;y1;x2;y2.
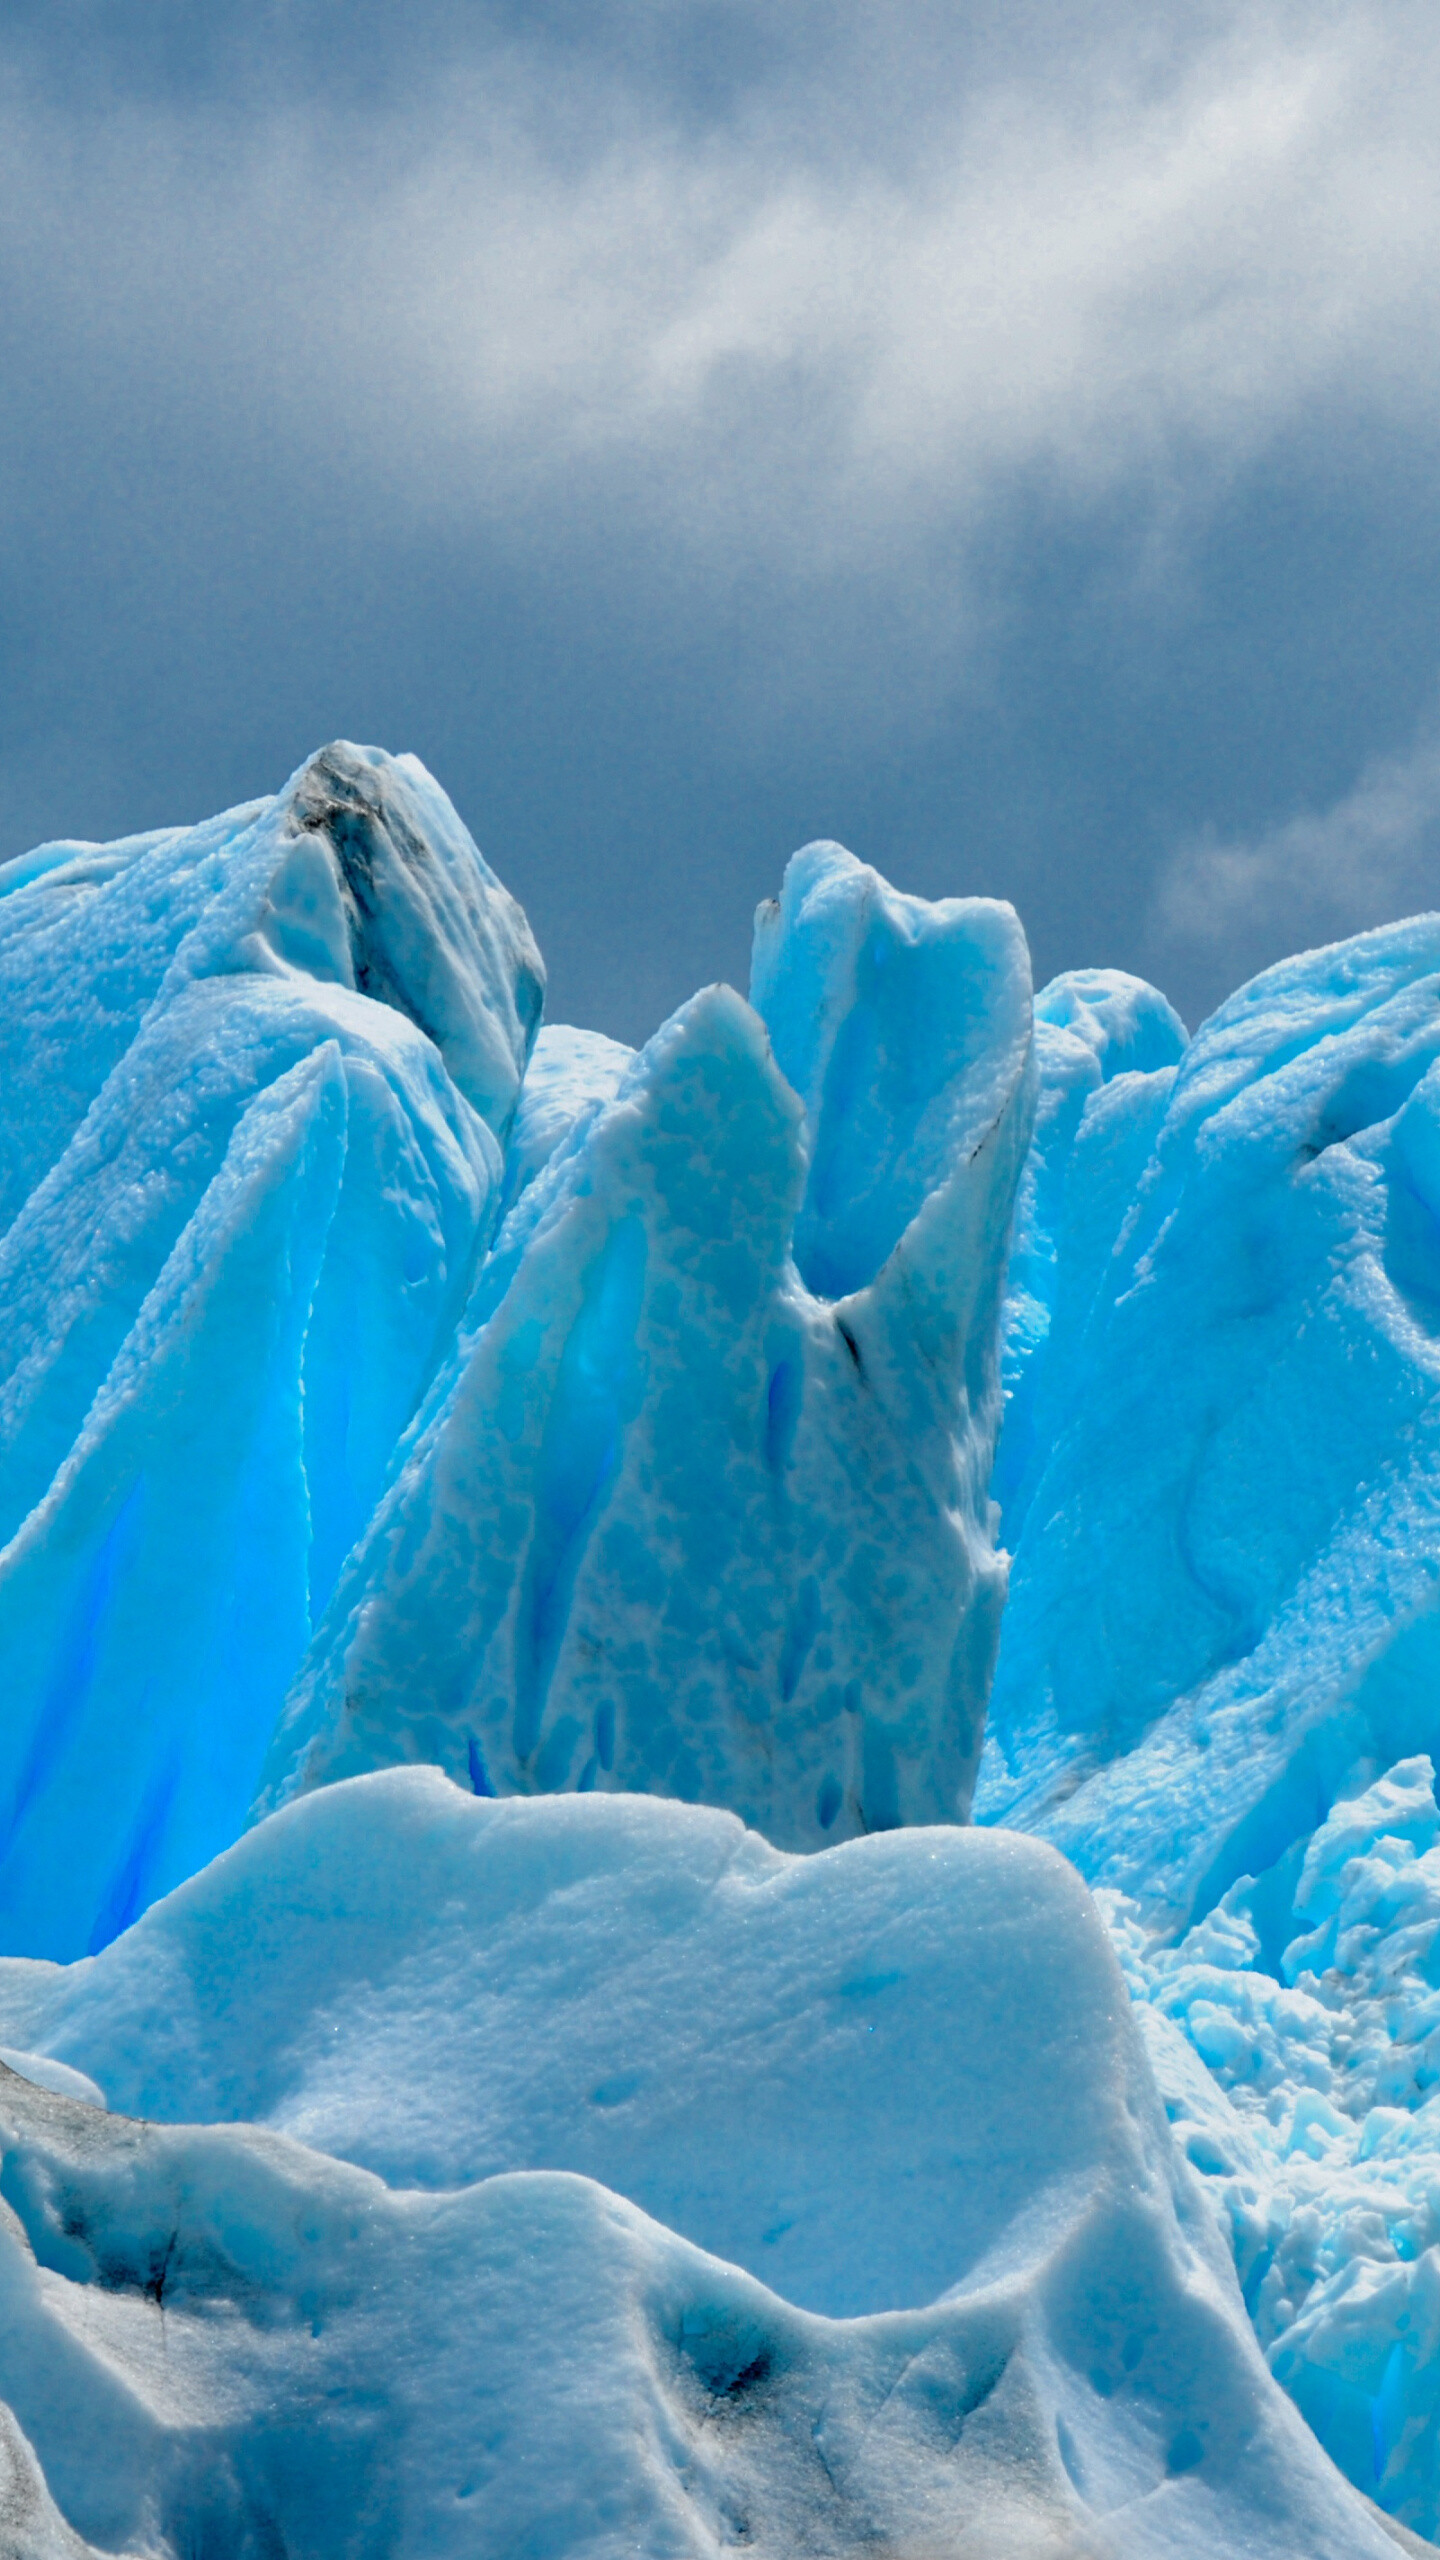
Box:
992;967;1187;1539
266;844;1035;1848
0;744;542;1957
979;918;1440;1933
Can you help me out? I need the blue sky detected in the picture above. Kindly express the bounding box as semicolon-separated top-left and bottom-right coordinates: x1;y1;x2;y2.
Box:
2;0;1438;1041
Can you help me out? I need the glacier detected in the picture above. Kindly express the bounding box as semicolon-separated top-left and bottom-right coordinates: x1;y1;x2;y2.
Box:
3;744;1440;2547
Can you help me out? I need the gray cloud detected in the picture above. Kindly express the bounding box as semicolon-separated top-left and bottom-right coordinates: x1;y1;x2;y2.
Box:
5;6;1438;564
2;0;1440;1037
1151;703;1440;1008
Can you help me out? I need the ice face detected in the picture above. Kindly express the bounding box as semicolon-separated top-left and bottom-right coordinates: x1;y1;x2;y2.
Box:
978;918;1440;1933
1106;1755;1440;2538
0;745;542;1958
264;844;1035;1848
992;968;1187;1539
0;1773;1405;2560
974;923;1440;2533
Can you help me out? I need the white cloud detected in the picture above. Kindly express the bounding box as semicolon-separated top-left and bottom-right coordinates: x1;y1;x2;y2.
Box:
1151;706;1440;987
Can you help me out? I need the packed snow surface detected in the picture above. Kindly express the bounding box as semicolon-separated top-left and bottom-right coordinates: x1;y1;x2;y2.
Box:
0;1772;1407;2558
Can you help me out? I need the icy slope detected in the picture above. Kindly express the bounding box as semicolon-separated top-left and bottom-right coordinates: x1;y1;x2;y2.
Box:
0;1774;1404;2559
972;921;1440;2531
0;744;543;1958
265;841;1034;1848
992;968;1187;1542
980;918;1440;1929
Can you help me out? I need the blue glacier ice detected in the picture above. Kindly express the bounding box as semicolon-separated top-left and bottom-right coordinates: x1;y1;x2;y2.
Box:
0;743;541;1957
7;748;1440;2550
980;917;1440;1927
975;920;1440;2536
0;1770;1409;2558
1103;1757;1440;2539
263;841;1035;1848
992;967;1187;1539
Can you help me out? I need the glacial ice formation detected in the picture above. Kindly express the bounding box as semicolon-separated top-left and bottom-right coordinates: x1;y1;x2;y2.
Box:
1105;1757;1440;2541
0;1771;1408;2559
980;919;1440;1929
263;841;1034;1849
992;969;1187;1539
8;747;1440;2547
0;780;1034;1948
0;744;542;1958
975;924;1440;2534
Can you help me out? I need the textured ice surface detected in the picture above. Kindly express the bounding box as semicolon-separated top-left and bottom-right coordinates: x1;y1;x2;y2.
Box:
265;844;1034;1848
979;919;1440;1931
1104;1758;1440;2539
0;744;542;1957
497;1020;635;1215
0;1773;1404;2559
993;969;1187;1539
975;927;1440;2527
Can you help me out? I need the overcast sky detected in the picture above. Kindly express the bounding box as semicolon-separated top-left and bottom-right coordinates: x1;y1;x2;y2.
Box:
3;0;1439;1041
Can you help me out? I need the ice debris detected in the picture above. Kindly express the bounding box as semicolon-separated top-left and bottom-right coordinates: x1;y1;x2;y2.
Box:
0;1771;1407;2558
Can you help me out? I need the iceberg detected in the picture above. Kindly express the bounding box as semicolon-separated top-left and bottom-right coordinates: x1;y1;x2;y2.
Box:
264;840;1034;1851
0;1770;1406;2558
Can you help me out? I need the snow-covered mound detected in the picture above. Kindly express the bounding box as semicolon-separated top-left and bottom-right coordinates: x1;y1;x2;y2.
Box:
0;1773;1405;2558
